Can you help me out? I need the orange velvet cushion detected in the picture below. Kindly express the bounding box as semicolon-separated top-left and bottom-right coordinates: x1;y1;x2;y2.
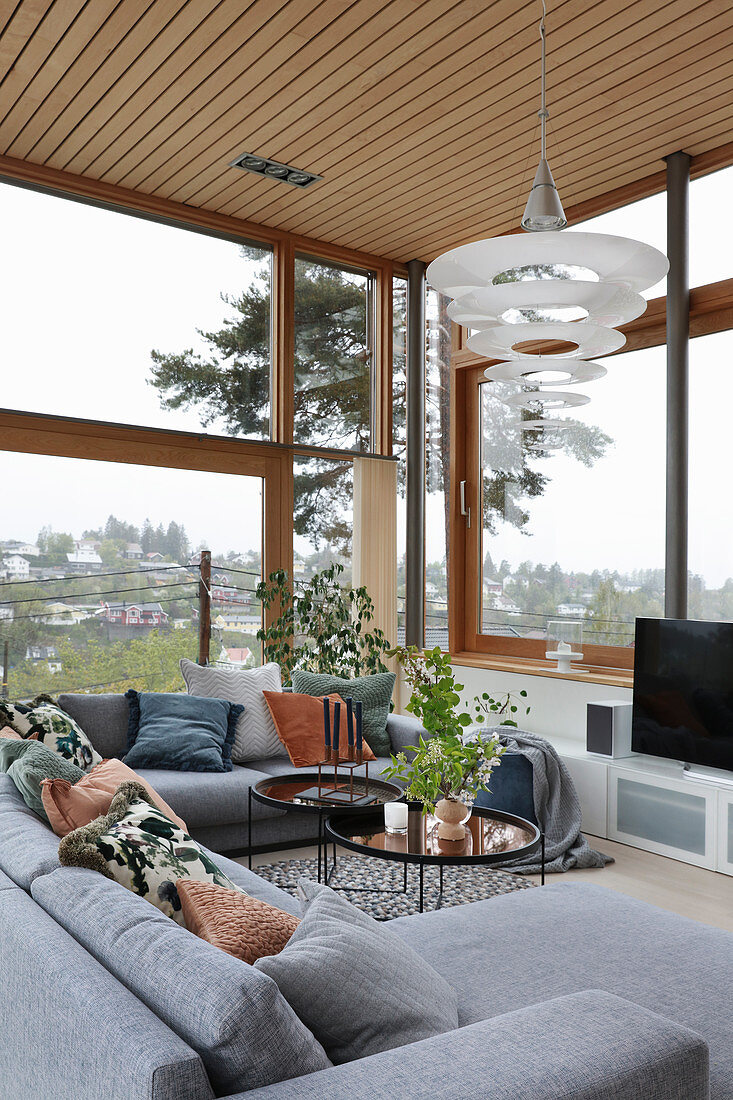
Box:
0;726;24;740
40;758;188;837
263;691;377;768
177;879;299;964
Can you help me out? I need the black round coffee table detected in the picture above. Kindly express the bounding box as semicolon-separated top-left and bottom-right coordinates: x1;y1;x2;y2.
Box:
325;804;544;912
248;771;403;883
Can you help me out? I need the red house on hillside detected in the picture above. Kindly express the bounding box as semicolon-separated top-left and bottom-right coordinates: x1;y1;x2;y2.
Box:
101;602;168;627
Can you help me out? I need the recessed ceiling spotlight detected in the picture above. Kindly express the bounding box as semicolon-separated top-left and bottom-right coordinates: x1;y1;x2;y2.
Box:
230;151;322;188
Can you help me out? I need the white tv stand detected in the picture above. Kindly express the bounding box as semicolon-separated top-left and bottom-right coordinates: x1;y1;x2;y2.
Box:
551;738;733;877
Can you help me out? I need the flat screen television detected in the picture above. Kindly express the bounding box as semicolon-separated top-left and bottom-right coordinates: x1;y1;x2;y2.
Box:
632;617;733;774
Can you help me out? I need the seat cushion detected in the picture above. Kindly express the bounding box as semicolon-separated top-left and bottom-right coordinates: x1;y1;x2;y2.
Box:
134;764;286;828
57;693;130;759
31;866;331;1096
389;882;733;1098
0;774;61;889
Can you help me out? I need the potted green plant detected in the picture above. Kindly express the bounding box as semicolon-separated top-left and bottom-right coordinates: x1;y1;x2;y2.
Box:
256;563;391;685
384;646;506;840
472;688;531;729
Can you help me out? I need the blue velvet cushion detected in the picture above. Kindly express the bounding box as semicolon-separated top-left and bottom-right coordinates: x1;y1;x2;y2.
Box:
474;750;537;826
123;691;243;773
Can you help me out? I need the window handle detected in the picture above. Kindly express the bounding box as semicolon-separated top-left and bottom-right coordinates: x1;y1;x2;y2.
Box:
460;480;471;528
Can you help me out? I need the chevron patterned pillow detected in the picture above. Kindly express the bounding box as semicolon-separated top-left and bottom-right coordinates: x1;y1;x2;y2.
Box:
180;659;287;763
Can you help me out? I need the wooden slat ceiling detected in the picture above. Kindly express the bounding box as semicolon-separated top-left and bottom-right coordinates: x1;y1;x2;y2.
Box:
1;0;733;263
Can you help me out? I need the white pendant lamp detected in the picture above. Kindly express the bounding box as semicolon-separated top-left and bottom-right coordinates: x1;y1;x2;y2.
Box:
426;1;669;423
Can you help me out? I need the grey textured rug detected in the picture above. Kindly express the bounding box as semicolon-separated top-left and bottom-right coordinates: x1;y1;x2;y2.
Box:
254;854;536;920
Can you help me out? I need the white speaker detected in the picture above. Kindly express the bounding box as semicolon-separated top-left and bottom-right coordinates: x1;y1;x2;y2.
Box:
586;700;633;758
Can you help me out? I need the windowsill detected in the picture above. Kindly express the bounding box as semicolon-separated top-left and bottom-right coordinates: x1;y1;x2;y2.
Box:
450;651;633;689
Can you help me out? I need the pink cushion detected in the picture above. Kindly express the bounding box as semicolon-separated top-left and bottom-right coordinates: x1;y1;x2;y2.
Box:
177;879;299;964
41;758;188;837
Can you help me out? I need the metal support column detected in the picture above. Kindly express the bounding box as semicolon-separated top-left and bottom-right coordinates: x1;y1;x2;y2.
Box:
406;259;426;648
664;152;690;619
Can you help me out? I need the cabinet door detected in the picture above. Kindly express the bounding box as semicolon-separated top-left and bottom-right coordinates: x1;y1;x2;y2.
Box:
716;792;733;876
608;768;717;869
561;754;607;838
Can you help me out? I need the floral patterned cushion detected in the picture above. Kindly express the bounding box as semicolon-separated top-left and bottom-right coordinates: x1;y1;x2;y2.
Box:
0;699;101;772
58;781;241;925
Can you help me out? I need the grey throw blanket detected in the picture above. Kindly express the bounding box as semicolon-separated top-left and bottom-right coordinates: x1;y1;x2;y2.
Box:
496;729;613;874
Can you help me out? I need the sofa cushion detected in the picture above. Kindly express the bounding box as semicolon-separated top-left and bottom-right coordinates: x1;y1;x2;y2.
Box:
42;757;188;836
124;690;242;773
58;783;239;925
31;866;332;1095
389;882;733;1097
0;774;61;888
177;879;300;964
255;879;459;1065
134;764;285;829
0;739;85;820
0;699;102;771
181;659;287;763
57;692;129;759
292;671;395;757
264;691;377;768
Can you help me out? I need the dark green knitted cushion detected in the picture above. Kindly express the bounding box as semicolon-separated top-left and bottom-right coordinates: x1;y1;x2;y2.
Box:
291;671;395;757
0;739;84;821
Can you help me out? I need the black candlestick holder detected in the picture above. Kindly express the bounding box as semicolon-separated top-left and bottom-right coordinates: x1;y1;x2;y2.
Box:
315;745;369;804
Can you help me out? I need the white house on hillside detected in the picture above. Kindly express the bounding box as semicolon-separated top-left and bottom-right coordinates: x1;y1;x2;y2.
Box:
2;554;30;579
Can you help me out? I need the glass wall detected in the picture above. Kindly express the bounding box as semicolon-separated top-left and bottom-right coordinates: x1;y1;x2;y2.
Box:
0;181;273;438
479;345;666;648
293;256;373;451
293;454;354;584
688;331;733;619
0;452;263;697
425;288;451;645
392;275;407;638
576;191;667;300
690;165;733;287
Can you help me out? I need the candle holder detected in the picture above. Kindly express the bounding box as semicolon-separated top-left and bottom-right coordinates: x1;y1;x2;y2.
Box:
545;619;583;672
313;696;370;804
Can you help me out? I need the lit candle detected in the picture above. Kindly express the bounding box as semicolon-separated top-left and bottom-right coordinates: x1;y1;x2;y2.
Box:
333;700;340;754
384;802;408;834
323;696;331;751
355;699;363;753
346;697;354;747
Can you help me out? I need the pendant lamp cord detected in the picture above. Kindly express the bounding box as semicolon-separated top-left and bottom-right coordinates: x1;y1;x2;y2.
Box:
539;0;548;160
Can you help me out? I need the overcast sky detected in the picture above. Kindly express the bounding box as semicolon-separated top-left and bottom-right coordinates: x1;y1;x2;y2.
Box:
0;174;731;586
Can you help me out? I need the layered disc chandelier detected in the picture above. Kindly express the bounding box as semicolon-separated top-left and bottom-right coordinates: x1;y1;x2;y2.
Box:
426;2;669;429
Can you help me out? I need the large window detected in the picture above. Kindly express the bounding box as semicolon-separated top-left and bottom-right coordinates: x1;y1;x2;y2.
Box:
293;256;373;451
690;165;733;287
0;453;263;698
478;346;666;653
425;288;451;645
576;191;667;299
1;182;273;439
688;331;733;620
294;454;354;583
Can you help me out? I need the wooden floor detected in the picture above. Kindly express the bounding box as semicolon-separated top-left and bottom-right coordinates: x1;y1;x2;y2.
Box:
244;835;733;933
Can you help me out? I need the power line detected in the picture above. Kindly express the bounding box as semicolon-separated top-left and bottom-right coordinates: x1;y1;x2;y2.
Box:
0;563;195;588
0;581;199;608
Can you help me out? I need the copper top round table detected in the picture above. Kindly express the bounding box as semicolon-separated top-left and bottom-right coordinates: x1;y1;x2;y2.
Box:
247;771;403;884
325;804;544;912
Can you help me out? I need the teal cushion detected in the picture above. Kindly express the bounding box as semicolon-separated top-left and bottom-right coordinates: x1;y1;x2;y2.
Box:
291;671;395;757
123;691;243;773
0;739;84;820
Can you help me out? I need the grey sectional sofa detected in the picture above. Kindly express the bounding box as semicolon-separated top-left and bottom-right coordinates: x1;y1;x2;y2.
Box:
0;694;731;1099
56;691;424;854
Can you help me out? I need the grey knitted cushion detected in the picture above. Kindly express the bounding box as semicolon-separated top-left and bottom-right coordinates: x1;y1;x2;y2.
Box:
255;879;459;1064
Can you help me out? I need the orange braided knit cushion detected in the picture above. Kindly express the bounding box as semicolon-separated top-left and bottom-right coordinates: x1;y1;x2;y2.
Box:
176;879;299;964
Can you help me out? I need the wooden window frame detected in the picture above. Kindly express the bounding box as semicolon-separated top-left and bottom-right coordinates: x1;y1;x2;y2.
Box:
450;275;733;672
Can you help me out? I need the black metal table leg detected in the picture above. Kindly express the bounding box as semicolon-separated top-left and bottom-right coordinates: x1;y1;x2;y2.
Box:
403;859;408;893
419;862;424;913
541;831;545;886
439;863;444;899
248;788;252;870
317;813;323;883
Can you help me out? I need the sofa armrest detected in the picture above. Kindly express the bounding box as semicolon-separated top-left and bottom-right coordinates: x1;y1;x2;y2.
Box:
221;990;708;1100
386;712;430;758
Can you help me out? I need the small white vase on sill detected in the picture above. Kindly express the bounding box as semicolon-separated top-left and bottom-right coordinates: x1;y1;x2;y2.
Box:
435;797;472;841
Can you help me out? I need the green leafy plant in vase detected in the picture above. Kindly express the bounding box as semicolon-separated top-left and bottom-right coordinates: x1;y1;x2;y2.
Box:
384;646;506;841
